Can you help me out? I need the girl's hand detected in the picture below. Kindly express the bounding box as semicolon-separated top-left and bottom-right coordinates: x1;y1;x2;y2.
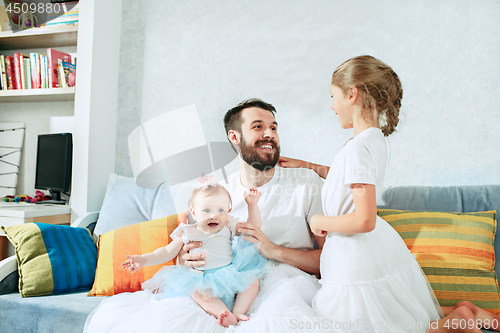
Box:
278;156;307;169
121;255;146;273
244;188;261;206
310;214;327;237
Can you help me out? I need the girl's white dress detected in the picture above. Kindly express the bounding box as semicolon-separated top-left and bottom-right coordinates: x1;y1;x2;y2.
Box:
313;127;443;333
141;219;267;310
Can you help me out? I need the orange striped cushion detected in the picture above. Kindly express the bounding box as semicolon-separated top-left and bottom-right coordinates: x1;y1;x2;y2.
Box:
88;212;186;296
378;209;500;314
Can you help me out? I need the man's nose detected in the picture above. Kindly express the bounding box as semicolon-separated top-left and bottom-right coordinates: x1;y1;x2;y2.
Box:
263;128;274;139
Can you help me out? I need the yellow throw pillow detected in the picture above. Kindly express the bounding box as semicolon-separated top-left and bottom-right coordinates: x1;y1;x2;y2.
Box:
88;212;185;296
378;209;500;315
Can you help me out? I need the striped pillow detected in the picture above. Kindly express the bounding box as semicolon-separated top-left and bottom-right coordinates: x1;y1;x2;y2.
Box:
378;209;500;314
88;213;183;296
1;223;97;297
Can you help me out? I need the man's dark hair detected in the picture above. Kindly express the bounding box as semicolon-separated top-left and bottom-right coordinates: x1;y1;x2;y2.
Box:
223;98;276;135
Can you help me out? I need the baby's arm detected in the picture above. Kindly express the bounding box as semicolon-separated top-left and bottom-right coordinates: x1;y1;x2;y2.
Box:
244;188;262;229
278;156;329;179
122;237;184;273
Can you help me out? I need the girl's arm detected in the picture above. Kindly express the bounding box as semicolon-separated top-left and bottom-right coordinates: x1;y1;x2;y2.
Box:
122;237;185;273
278;156;330;180
310;184;377;235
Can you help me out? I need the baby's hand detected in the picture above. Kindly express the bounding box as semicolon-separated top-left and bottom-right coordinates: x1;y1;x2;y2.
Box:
244;188;261;205
121;255;146;273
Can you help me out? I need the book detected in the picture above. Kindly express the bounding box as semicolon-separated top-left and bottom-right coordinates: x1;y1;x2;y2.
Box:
60;61;76;87
40;55;46;88
12;52;22;89
5;55;14;89
47;48;72;88
19;53;25;89
0;55;5;90
46;1;79;27
30;53;39;89
23;56;31;89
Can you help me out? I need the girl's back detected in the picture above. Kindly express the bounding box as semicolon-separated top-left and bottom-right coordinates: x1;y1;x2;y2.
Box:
322;127;387;218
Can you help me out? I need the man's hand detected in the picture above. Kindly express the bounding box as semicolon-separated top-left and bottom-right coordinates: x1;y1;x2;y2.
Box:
237;222;279;260
177;241;206;267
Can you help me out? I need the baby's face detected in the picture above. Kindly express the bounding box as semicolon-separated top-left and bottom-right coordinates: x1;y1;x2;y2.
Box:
190;191;231;234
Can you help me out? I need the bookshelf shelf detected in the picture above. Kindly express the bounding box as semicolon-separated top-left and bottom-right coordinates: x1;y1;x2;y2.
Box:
0;25;78;51
0;87;75;102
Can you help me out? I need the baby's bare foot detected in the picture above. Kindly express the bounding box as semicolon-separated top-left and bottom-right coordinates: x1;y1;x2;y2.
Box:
455;301;500;331
218;310;237;327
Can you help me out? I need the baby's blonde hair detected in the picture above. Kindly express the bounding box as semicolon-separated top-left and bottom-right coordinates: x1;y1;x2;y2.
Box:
332;55;403;136
188;184;232;211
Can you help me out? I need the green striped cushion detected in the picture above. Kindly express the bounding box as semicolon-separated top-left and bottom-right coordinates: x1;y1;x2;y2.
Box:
378;209;500;314
1;223;97;297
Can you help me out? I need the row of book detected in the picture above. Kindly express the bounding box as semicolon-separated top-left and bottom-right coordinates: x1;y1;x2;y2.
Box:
0;48;76;91
45;1;79;27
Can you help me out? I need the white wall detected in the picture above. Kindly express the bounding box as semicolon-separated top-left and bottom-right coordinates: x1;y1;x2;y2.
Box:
113;0;499;187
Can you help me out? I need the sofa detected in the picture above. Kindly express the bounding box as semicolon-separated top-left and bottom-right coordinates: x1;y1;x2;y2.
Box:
0;174;499;333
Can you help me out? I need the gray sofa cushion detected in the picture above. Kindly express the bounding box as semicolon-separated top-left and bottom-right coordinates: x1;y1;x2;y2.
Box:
0;290;103;333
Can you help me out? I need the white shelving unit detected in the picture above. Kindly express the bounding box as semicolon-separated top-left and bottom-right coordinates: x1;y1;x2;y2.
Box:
0;25;78;50
0;25;77;102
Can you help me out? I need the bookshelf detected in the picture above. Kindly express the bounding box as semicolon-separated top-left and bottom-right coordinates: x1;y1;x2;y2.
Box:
0;25;77;102
0;87;75;102
0;25;78;51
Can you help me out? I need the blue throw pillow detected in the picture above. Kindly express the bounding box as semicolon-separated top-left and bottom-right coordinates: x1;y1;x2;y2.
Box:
1;223;97;297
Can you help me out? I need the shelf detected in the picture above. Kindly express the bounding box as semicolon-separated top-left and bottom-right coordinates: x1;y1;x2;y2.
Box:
0;25;78;51
0;87;75;102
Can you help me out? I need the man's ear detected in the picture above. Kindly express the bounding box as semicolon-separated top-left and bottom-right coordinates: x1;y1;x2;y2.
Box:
227;130;240;146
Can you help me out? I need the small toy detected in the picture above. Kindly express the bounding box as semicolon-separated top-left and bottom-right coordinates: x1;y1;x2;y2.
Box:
25;196;37;203
35;190;51;202
3;195;15;202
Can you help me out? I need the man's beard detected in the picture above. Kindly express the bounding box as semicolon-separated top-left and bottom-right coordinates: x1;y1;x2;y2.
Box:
240;135;280;171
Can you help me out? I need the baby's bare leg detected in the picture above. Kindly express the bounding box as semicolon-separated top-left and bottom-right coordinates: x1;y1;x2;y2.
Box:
192;290;237;327
232;278;260;321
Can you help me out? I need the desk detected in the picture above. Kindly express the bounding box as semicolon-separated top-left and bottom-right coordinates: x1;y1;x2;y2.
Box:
0;203;71;261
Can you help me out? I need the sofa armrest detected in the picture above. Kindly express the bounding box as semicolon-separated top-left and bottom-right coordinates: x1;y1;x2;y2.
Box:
72;211;100;243
0;256;18;294
72;211;100;229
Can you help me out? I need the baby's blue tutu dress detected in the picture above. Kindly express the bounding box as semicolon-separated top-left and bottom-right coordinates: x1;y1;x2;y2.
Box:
142;222;267;310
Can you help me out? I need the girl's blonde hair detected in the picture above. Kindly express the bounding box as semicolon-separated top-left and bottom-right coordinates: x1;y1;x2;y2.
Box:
188;184;232;211
332;55;402;136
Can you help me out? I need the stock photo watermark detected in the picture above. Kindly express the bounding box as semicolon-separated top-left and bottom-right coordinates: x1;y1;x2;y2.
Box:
289;318;500;331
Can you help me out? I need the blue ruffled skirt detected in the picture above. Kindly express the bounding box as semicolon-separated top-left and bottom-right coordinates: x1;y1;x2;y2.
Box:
142;237;267;310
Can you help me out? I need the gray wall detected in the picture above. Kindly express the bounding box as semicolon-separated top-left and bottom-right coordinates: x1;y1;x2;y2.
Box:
115;0;500;187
